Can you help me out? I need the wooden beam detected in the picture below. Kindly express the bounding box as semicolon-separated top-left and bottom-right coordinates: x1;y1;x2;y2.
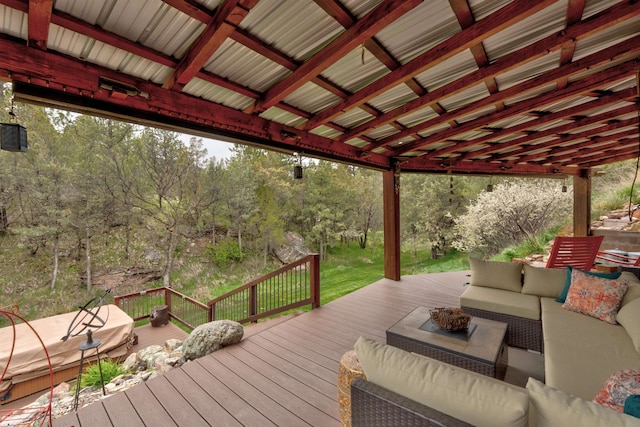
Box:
383;168;401;281
573;170;592;237
163;0;258;90
163;0;213;23
304;0;556;130
253;0;423;112
28;0;52;50
459;104;639;161
333;0;639;143
391;60;640;157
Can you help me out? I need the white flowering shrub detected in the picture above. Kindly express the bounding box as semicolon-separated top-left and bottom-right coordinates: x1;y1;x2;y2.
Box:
452;179;572;256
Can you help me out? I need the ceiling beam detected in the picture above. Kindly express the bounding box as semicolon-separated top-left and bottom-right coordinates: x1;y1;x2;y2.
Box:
27;0;52;50
461;104;640;160
399;88;638;169
304;0;556;130
487;117;639;162
389;46;640;156
163;0;259;91
340;0;640;145
252;0;423;113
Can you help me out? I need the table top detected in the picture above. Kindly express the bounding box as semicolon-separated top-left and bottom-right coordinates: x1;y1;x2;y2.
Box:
386;306;507;364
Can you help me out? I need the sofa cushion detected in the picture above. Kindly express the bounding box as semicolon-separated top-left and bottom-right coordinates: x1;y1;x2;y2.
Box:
562;269;628;324
556;266;622;303
527;378;639;427
617;297;640;353
469;258;522;292
541;298;640;400
593;369;640;412
621;271;640;308
460;285;540;320
354;336;529;427
521;264;566;298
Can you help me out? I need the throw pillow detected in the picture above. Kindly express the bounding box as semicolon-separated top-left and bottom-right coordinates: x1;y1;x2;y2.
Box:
521;264;567;298
617;297;640;353
527;378;639;427
562;269;628;324
354;336;529;427
556;266;622;303
593;369;640;412
469;258;523;292
624;395;640;418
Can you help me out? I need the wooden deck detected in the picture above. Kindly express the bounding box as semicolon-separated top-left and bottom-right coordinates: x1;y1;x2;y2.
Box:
53;271;471;427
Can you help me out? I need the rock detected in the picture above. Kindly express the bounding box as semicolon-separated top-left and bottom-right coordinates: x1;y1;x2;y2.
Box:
138;345;164;370
144;247;162;264
164;338;183;353
273;232;312;264
121;352;139;372
182;320;244;360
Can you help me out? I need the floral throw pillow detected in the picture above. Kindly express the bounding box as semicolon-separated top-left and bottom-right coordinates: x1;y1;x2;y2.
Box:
562;269;629;324
594;369;640;412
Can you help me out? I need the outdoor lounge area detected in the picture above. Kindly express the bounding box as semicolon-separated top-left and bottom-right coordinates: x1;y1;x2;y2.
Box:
46;270;548;427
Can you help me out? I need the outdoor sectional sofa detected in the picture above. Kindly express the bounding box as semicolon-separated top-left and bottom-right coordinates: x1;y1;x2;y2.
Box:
350;259;640;426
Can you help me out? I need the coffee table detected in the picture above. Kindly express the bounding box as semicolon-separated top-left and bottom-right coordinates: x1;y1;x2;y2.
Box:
386;306;508;379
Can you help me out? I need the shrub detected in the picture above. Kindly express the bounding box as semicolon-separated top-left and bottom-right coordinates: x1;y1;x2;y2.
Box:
206;238;243;268
80;359;124;389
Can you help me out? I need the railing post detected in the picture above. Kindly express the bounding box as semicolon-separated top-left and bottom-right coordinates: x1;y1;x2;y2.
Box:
208;305;214;323
165;287;172;320
310;254;320;308
250;284;257;323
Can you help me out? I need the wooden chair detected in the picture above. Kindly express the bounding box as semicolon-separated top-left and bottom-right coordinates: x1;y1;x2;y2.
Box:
545;235;604;270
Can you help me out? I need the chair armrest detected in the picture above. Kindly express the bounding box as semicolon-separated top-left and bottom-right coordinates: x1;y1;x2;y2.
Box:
350;378;473;427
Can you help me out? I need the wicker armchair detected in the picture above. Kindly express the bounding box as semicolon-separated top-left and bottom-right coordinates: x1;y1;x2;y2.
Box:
350;378;473;427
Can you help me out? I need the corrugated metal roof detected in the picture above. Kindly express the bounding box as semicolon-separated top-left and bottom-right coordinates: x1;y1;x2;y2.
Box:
0;0;637;175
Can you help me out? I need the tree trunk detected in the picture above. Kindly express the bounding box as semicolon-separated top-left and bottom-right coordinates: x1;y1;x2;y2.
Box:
211;212;216;246
85;223;92;293
51;233;59;290
163;227;176;287
125;217;131;261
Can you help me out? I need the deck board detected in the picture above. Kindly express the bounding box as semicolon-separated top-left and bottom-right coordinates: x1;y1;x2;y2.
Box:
51;271;470;426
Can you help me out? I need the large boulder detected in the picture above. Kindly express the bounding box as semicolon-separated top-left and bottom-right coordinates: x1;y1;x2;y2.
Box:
273;232;312;264
182;320;244;360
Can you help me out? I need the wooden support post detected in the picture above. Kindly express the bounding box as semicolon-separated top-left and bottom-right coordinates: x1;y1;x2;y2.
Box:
573;169;592;237
383;168;401;281
310;254;321;308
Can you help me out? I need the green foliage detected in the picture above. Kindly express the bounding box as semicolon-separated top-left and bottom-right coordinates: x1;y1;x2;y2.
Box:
80;359;124;389
206;238;244;268
492;229;558;262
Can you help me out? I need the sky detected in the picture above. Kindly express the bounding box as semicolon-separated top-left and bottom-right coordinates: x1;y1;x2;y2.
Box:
180;133;235;161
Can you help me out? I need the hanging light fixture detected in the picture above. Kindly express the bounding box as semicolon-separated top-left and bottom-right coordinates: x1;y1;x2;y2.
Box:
562;178;568;193
1;97;27;152
293;153;303;179
486;176;493;192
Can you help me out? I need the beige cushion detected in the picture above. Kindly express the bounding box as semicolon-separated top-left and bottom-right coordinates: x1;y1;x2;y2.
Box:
460;285;540;320
540;298;640;400
621;272;640;308
617;297;640;353
527;378;639;427
354;336;529;427
469;257;523;292
522;264;566;298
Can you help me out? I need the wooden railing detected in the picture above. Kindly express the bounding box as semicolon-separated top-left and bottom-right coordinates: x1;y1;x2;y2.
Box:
208;254;320;324
114;254;320;329
114;287;210;330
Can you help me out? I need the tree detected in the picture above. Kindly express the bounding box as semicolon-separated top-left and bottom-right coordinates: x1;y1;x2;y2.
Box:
453;179;572;257
351;169;382;249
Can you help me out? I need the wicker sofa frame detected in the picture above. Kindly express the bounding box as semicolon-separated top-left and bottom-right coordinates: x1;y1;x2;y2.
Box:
350;378;473;427
460;306;543;353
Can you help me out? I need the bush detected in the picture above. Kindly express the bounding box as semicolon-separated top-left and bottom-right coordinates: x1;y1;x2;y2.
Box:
206;238;243;268
80;359;124;389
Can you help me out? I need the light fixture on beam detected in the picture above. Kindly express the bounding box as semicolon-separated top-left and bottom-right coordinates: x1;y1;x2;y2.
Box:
98;77;149;100
486;176;493;192
293;152;303;180
1;99;27;152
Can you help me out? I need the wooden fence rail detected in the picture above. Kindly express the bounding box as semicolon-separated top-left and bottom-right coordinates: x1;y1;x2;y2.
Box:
114;254;320;330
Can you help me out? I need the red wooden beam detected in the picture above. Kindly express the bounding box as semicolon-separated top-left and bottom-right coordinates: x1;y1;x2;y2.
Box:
252;0;423;113
390;53;640;157
339;1;640;144
462;104;640;161
163;0;259;90
304;0;556;130
28;0;52;50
